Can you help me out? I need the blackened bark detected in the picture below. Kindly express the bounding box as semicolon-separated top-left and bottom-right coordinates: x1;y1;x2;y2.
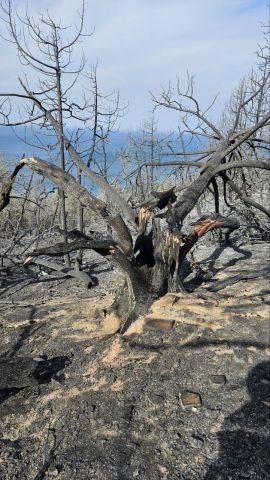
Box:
0;159;26;213
209;267;270;292
106;248;151;334
29;238;115;257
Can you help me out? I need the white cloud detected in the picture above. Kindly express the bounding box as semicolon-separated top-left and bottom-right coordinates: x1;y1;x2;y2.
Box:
0;0;267;130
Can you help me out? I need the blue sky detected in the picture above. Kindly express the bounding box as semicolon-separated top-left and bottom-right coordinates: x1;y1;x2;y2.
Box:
0;0;268;131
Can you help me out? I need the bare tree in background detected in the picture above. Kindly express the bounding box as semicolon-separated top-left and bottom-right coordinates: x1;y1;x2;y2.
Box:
119;117;176;204
0;0;91;265
0;0;125;267
71;63;125;268
218;26;270;231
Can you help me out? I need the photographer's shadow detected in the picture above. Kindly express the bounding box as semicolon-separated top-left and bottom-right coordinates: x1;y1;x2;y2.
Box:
205;360;270;479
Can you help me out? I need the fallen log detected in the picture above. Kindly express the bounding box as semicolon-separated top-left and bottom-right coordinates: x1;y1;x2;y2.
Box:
208;267;270;292
28;238;115;257
24;257;96;287
55;221;133;259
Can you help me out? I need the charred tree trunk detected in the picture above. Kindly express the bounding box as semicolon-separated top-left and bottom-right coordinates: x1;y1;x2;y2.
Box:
17;157;242;333
54;39;71;268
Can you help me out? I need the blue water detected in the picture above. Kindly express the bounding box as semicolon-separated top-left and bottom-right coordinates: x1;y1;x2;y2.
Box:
0;127;198;188
0;127;130;185
0;127;129;159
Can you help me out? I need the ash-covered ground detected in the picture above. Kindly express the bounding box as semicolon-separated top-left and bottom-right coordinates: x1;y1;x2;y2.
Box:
0;239;269;479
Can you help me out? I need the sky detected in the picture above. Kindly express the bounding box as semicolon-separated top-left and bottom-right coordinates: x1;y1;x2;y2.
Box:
0;0;268;131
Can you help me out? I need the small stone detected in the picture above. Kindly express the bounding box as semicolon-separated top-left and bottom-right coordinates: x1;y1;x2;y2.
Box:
190;435;204;449
180;391;202;409
210;375;227;385
48;467;59;476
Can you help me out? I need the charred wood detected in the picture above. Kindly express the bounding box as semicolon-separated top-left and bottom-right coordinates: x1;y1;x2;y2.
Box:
135;186;177;211
24;257;96;287
108;248;151;334
134;231;155;267
208;267;270;292
28;238;115;257
0;158;26;213
21;157;108;217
